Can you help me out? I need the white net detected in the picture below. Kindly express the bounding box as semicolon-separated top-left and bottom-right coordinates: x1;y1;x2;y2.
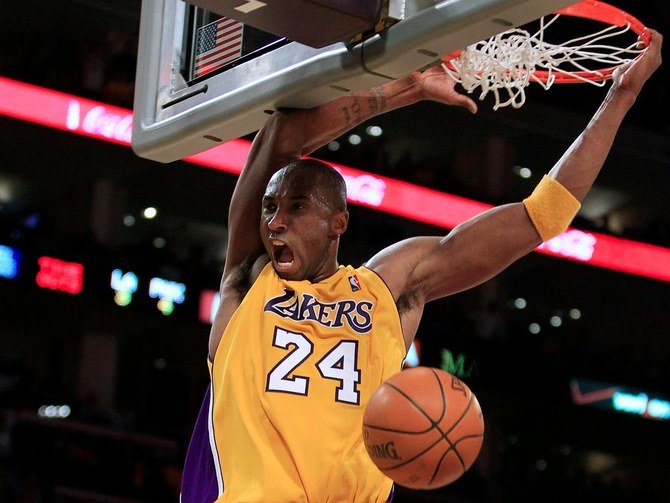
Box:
443;14;646;110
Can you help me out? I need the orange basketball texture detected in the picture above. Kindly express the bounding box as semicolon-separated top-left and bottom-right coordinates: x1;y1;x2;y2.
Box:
362;367;484;490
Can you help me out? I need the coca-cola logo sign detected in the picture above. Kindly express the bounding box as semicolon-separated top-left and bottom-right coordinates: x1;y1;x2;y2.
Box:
339;172;386;207
539;229;597;261
66;100;133;144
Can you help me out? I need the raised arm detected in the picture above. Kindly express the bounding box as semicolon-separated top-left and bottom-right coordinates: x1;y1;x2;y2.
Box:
549;32;663;199
222;66;478;278
209;65;478;357
369;30;662;340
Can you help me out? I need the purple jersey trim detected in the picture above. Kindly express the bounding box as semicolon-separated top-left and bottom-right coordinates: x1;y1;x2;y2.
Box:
180;384;221;503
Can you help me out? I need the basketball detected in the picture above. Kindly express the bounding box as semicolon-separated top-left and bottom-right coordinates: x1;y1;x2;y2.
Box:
362;367;484;490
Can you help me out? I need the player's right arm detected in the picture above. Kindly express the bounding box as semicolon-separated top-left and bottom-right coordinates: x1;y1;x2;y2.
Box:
209;67;478;357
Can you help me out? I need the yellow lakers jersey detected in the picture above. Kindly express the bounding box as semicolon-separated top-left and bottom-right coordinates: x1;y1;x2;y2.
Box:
209;262;406;502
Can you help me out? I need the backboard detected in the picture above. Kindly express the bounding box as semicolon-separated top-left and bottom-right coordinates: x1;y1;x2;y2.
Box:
132;0;576;163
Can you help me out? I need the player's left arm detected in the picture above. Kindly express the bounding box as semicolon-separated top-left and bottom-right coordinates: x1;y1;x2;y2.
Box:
370;29;663;306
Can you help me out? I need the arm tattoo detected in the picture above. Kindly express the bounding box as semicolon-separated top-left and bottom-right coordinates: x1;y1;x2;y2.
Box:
343;87;386;129
351;95;361;122
367;92;378;113
368;87;387;113
342;106;352;128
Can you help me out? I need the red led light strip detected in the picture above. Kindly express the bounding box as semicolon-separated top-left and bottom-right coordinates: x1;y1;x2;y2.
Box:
1;76;669;282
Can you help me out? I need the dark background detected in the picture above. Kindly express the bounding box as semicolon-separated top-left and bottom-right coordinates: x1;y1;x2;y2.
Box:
0;1;669;501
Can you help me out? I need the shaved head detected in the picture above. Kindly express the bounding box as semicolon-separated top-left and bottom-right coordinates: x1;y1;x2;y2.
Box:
261;158;350;281
273;159;347;213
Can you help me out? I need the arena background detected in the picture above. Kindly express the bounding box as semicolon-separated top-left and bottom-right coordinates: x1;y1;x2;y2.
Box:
0;1;668;501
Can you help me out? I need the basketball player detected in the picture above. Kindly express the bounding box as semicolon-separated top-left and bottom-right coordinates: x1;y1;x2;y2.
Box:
181;30;662;503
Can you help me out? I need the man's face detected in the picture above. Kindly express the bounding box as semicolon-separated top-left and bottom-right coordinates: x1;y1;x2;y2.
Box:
260;169;338;281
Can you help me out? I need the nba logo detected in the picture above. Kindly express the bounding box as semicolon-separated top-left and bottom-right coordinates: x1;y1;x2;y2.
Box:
348;275;361;292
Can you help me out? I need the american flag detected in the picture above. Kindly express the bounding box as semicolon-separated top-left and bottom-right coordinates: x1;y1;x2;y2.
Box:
193;17;244;79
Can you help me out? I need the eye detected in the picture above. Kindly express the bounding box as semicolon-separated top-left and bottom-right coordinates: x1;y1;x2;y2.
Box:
292;203;306;211
263;201;276;213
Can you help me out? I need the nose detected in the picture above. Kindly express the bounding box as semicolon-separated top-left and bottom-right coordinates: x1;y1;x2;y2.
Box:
267;209;288;232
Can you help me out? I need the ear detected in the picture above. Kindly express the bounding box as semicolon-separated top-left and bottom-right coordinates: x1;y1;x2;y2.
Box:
330;210;349;236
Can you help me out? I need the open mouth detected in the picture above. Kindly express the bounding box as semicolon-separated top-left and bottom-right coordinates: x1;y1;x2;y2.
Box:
271;239;295;269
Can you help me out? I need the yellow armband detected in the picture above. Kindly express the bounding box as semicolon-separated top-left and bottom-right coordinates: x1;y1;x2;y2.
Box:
522;175;581;242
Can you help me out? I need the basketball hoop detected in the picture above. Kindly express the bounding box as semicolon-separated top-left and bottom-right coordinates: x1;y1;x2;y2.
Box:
441;0;649;110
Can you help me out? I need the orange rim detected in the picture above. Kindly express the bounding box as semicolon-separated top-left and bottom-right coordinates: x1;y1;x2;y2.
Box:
441;0;648;84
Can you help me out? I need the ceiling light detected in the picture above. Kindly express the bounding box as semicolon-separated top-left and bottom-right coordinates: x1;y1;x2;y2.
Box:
513;165;532;179
0;181;12;203
348;134;361;145
366;125;383;137
143;207;157;219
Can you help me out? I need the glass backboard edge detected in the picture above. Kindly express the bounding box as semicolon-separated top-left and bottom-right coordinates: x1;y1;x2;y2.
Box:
132;0;576;163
